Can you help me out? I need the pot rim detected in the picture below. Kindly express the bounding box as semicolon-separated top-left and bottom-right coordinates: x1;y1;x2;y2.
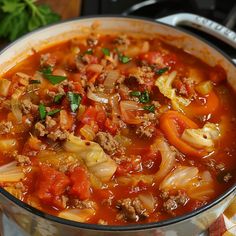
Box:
0;15;235;231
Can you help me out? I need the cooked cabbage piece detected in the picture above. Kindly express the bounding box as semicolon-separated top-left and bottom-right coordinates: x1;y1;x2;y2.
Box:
0;161;24;182
64;134;117;182
58;208;96;223
155;71;191;111
160;166;214;200
151;137;176;181
181;122;220;151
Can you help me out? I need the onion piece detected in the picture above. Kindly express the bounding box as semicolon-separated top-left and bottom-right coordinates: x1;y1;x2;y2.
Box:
80;124;96;141
58;208;95;223
103;70;120;90
0;161;24;182
11;98;22;123
109;93;121;124
120;100;143;124
87;64;103;74
151;137;176;182
0;139;17;151
0;78;11;97
87;89;109;104
138;193;156;213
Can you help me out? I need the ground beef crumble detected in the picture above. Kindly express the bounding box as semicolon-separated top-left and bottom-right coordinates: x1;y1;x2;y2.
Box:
95;132;120;154
0;121;13;135
161;191;189;214
116;198;149;222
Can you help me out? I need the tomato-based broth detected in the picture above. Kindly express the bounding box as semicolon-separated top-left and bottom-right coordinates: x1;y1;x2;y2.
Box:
0;32;235;225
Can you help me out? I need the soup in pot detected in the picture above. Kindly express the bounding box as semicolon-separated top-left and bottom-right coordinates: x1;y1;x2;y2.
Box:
0;32;235;225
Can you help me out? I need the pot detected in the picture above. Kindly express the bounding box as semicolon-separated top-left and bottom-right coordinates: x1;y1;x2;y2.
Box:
0;14;235;236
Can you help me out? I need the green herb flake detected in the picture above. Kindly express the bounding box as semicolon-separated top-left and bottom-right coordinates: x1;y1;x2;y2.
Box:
29;80;41;84
116;48;132;64
84;48;93;55
130;91;141;97
67;92;82;113
41;66;67;85
47;109;61;116
54;94;64;103
41;66;52;75
155;67;169;75
139;91;150;103
102;48;110;56
143;104;155;113
44;74;67;85
39;104;47;120
120;55;132;64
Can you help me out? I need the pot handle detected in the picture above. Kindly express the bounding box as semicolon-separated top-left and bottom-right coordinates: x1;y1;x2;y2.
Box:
157;13;236;49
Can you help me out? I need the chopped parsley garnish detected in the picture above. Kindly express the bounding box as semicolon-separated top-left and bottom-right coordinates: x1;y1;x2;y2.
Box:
155;67;169;75
41;66;67;85
54;94;64;103
39;104;47;120
129;91;141;97
29;80;41;84
39;104;61;120
84;48;93;55
67;92;82;113
44;74;67;85
130;90;150;103
102;48;110;56
139;91;150;103
143;104;155;113
116;48;132;64
47;109;61;116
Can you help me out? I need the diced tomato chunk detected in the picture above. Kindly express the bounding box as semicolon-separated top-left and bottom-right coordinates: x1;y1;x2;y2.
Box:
81;106;97;125
139;51;161;64
209;65;227;84
104;118;117;135
68;166;91;200
36;165;70;209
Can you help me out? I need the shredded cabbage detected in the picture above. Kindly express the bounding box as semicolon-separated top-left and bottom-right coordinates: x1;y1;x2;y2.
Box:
155;71;191;111
58;208;96;223
181;122;220;151
64;134;117;182
160;166;214;200
0;161;24;182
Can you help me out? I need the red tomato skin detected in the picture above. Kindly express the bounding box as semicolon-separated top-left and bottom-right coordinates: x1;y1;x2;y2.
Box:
104;118;117;135
139;51;161;64
69;166;91;200
36;165;70;208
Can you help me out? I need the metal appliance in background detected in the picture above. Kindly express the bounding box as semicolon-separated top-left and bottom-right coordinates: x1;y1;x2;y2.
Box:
81;0;236;58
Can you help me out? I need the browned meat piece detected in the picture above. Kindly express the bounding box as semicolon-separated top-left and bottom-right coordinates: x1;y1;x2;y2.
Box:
40;53;56;67
95;132;120;155
87;35;98;47
136;113;158;138
15;155;31;166
136;121;155;138
0;121;13;135
116;198;148;222
113;35;130;46
47;129;68;141
69;199;96;209
21;99;38;114
45;116;57;129
129;66;154;85
162;191;189;213
223;172;232;183
35;122;48;137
